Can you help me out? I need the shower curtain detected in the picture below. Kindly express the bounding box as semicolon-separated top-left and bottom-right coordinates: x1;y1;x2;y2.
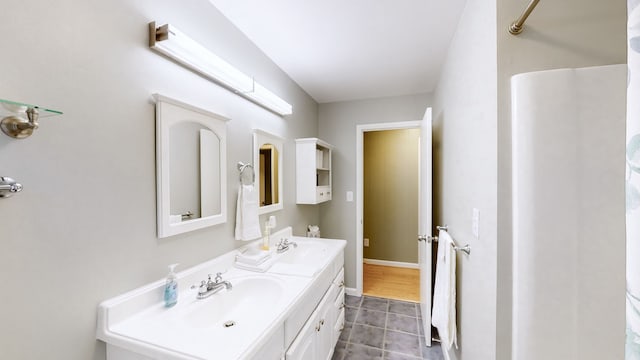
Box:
628;2;640;358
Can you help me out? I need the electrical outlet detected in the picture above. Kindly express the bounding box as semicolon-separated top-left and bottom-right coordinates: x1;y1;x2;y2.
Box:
364;238;370;247
268;215;276;228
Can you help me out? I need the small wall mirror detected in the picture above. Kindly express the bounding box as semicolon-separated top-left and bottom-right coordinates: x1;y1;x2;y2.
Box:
253;130;284;214
154;94;229;238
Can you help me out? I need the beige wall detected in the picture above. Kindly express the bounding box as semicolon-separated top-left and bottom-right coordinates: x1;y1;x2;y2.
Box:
0;1;319;359
318;93;432;287
495;1;627;358
432;0;498;359
363;129;420;263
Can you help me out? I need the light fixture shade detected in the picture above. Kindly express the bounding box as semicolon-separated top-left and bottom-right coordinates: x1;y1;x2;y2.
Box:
149;22;293;116
248;82;294;116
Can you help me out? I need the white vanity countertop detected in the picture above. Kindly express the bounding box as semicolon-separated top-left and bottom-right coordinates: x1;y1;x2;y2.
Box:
96;227;346;360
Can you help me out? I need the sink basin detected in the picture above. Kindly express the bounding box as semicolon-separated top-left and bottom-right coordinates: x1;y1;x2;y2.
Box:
184;276;284;328
267;238;337;277
277;240;328;265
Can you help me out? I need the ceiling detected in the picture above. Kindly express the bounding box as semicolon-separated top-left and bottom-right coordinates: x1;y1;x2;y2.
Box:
208;0;467;104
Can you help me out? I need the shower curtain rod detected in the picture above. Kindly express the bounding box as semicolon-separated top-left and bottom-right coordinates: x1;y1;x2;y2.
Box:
509;0;540;35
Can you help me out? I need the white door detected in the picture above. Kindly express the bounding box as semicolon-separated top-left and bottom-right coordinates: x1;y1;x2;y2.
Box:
418;108;433;346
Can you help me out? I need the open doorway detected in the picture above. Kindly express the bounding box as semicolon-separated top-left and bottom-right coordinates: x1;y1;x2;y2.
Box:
362;128;420;302
355;112;433;345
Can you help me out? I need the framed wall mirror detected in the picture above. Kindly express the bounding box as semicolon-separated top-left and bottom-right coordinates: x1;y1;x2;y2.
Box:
253;129;284;214
154;94;229;238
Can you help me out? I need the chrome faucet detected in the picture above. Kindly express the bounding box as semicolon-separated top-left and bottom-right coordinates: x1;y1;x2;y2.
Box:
196;272;232;299
276;238;298;254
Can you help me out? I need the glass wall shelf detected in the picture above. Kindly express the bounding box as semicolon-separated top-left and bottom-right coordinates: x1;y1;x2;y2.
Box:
0;98;62;139
0;98;63;118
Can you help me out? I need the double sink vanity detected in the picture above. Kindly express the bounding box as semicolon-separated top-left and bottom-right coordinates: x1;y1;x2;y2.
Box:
100;94;345;359
96;227;346;360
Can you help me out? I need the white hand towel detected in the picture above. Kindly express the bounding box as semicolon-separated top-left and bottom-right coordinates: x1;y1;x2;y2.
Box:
236;248;272;266
432;229;458;359
234;184;262;241
234;256;277;272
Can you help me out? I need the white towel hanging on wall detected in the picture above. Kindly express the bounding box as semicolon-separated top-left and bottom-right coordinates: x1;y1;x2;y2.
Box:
432;229;458;359
234;183;262;241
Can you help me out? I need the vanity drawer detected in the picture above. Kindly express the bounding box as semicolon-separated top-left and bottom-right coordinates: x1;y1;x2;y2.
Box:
334;288;345;310
322;268;343;307
332;268;345;295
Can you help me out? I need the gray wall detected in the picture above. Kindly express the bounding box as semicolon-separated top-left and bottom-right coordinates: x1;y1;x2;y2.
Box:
318;93;432;288
0;1;319;359
495;1;627;358
431;0;498;359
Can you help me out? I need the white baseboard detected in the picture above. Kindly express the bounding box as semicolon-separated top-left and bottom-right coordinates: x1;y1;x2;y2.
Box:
345;287;360;297
363;258;419;269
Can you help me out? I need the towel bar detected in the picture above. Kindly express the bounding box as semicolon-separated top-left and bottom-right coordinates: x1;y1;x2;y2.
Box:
433;225;471;255
237;161;255;185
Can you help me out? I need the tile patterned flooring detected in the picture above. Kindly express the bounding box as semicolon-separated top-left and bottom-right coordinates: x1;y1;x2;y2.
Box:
332;295;444;360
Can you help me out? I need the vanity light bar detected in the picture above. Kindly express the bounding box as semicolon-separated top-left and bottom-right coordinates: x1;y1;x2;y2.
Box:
149;22;293;116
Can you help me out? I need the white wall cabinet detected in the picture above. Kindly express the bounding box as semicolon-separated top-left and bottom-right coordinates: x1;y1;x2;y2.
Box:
295;138;333;204
286;269;344;360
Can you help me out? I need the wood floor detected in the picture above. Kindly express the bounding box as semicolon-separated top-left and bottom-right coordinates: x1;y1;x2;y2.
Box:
363;263;420;303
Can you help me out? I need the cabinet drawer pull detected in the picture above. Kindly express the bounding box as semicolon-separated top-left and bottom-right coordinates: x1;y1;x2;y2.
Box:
338;280;344;288
340;303;345;310
315;324;321;332
320;319;325;326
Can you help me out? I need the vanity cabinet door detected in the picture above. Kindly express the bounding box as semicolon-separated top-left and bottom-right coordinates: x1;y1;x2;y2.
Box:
286;282;335;360
286;308;319;360
316;297;334;360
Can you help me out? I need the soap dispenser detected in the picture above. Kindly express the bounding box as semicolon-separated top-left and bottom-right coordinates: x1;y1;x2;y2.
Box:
262;221;271;251
164;263;179;308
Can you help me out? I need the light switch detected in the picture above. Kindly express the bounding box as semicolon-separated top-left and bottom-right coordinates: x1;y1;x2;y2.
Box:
346;191;353;202
472;208;479;239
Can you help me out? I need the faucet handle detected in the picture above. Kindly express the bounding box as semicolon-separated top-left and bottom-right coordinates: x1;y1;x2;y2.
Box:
214;272;223;283
206;274;216;287
198;280;208;294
